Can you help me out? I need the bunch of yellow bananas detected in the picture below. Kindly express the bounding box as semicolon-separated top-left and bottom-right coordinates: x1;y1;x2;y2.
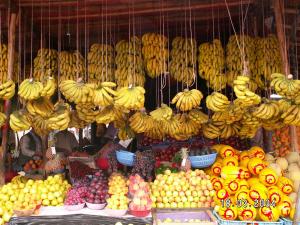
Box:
129;110;152;133
172;113;199;140
18;78;44;100
33;48;58;81
142;33;169;78
171;89;203;111
188;108;208;124
9;110;31;131
69;110;88;129
0;80;15;100
59;51;85;81
262;116;284;131
169;37;197;85
270;73;300;99
59;80;95;104
26;97;54;117
253;99;280;120
278;99;292;112
115;37;145;87
238;110;261;139
46;102;70;130
0;112;6;127
96;105;126;125
206;92;230;112
40;77;56;98
219;122;241;139
144;119;165;140
227;71;258;92
93;82;117;106
254;35;282;88
150;103;173;121
0;43;19;83
117;123;135;141
281;104;300;126
162;115;181;138
31;114;51;136
226;35;257;89
88;44;115;83
114;86;145;110
76;103;99;123
202;121;221;139
198;39;226;90
233;75;261;106
212;103;244;124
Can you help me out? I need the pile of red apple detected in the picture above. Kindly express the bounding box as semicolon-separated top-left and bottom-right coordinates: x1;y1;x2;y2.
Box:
128;174;152;212
86;171;109;204
65;187;87;205
154;145;179;162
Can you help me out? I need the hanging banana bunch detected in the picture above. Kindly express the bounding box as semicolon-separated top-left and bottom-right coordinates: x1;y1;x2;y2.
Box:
93;82;117;107
0;43;19;83
198;39;226;90
206;92;230;112
270;73;300;99
114;86;145;110
238;109;261;139
252;99;280;120
144;118;165;140
226;35;258;91
150;103;173;121
59;51;85;81
76;103;100;123
281;104;300;126
0;112;6;127
31;115;51;136
33;48;58;81
171;89;203;112
115;37;145;87
18;78;44;101
26;97;54;117
129;110;152;133
69;110;89;129
142;33;169;78
188;108;209;124
202;121;221;139
255;35;282;88
88;44;115;84
10;110;32;132
96;105;127;125
0;79;15;100
169;37;197;85
46;102;71;131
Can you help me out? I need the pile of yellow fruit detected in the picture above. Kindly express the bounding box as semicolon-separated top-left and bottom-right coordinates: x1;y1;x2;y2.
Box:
150;169;215;209
107;173;129;210
0;175;70;224
210;144;295;222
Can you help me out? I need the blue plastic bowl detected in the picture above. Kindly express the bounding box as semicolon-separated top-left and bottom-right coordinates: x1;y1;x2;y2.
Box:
189;153;217;168
116;150;135;166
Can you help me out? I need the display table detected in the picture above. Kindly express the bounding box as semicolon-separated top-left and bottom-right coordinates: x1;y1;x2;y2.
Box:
9;206;152;225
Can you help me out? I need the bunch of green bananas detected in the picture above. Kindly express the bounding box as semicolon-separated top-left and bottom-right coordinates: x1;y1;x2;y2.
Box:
0;43;19;83
114;86;145;110
142;33;169;78
233;75;261;107
33;48;58;81
198;39;226;90
169;37;197;85
9;110;31;132
76;103;99;123
115;37;145;87
206;92;230;112
18;78;44;101
69;110;88;129
46;102;70;130
150;103;173;121
59;51;85;81
88;44;115;84
171;89;203;112
188;108;208;124
270;73;300;99
254;35;282;88
0;80;15;100
59;79;95;104
226;35;257;91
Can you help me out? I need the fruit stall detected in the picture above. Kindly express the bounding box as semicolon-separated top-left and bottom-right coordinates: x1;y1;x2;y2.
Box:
0;0;300;225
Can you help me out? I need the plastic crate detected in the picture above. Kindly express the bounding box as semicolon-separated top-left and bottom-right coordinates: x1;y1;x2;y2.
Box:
281;217;300;225
213;211;284;225
189;153;217;168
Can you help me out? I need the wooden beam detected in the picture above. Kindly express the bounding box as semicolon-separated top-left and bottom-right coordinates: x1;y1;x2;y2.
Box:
0;12;17;185
34;0;254;21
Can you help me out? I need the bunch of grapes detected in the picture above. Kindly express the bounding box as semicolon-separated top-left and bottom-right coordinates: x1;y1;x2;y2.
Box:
131;150;155;181
107;149;118;174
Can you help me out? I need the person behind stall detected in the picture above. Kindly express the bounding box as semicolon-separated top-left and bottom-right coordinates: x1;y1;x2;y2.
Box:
18;128;43;169
54;129;79;156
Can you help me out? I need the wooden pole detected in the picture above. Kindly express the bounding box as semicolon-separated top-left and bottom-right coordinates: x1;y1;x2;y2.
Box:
0;12;17;185
273;1;300;224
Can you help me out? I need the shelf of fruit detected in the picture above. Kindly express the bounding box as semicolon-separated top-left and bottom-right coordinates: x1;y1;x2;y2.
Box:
209;144;297;224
